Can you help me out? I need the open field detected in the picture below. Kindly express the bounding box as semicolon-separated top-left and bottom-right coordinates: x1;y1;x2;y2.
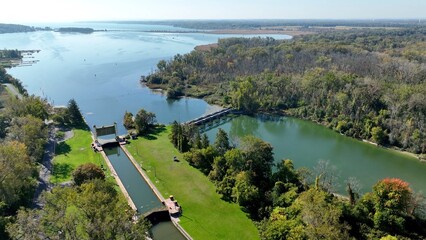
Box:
51;129;110;183
126;126;259;240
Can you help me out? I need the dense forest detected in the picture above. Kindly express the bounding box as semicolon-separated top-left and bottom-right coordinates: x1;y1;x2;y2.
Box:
143;27;426;154
169;123;426;239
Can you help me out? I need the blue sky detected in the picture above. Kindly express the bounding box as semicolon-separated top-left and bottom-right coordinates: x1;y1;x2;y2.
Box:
1;0;425;23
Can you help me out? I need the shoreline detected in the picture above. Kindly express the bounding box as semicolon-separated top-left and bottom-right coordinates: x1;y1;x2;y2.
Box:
142;28;314;37
144;81;425;162
208;29;315;36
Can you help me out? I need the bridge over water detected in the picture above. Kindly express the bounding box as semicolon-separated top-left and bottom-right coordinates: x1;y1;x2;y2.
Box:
185;108;241;132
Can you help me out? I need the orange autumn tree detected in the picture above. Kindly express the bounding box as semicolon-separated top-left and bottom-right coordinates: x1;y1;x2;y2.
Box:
371;178;413;232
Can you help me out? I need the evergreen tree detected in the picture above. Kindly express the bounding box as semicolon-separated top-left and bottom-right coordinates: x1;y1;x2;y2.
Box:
214;128;231;155
201;133;210;149
67;98;84;126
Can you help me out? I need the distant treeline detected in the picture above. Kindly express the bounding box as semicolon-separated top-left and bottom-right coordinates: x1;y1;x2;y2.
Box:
0;23;35;34
56;27;94;34
116;19;425;30
144;27;426;154
0;50;21;59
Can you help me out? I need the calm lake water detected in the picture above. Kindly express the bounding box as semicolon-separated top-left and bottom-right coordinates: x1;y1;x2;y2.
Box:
205;115;426;194
1;22;289;133
1;22;424;195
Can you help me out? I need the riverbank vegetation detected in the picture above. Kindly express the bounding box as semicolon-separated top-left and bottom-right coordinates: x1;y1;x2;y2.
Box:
125;126;259;240
0;69;50;238
7;179;150;239
169;124;426;239
0;66;27;95
143;27;426;154
0;69;132;239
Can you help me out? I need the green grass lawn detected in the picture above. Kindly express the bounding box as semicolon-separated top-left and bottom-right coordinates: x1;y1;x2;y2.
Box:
126;126;259;240
51;129;108;184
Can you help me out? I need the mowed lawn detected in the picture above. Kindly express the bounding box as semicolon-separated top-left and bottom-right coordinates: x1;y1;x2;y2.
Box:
51;129;107;183
126;126;259;240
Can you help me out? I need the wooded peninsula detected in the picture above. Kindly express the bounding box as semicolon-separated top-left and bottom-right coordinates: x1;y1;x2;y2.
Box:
143;26;426;156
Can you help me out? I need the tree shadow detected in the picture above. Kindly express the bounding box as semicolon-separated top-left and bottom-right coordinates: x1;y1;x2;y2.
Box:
73;123;90;131
52;163;73;180
56;142;71;155
142;125;167;140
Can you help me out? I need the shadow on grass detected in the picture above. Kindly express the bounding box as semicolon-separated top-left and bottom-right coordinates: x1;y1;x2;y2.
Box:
55;141;71;155
71;122;90;131
142;125;167;141
52;163;73;181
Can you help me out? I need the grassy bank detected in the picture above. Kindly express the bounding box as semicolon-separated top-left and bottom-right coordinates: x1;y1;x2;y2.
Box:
126;126;259;240
51;129;107;183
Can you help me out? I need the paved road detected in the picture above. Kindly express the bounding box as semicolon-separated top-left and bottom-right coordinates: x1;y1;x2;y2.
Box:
32;126;55;209
3;83;23;100
32;127;75;208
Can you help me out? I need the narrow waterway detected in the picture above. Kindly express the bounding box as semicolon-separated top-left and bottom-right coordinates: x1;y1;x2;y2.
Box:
151;222;187;240
104;145;186;239
104;146;163;213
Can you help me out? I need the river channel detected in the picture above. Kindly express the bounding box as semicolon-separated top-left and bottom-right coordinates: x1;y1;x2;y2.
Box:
1;22;424;198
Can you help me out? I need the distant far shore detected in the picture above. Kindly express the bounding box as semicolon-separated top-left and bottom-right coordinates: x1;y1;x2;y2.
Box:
142;28;313;36
208;28;314;36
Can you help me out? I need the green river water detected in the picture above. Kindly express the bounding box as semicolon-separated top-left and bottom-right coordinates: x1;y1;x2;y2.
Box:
205;115;426;194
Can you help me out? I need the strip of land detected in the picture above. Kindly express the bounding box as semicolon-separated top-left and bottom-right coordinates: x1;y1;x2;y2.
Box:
126;126;259;240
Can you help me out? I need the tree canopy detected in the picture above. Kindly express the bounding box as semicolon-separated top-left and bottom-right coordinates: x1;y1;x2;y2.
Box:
134;108;156;135
146;27;426;154
6;179;151;240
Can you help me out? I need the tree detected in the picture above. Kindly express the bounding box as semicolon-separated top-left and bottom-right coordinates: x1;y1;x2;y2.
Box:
371;178;413;232
230;77;260;114
232;171;260;215
201;133;210;149
240;136;274;189
273;159;299;184
371;126;387;145
134;108;156;135
213;128;231;155
123;111;134;130
169;121;191;152
6;116;47;162
259;207;305;240
313;159;340;193
7;180;151;239
72;163;105;186
183;146;215;175
295;188;350;239
67;98;84;126
23;96;50;120
0;141;36;211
